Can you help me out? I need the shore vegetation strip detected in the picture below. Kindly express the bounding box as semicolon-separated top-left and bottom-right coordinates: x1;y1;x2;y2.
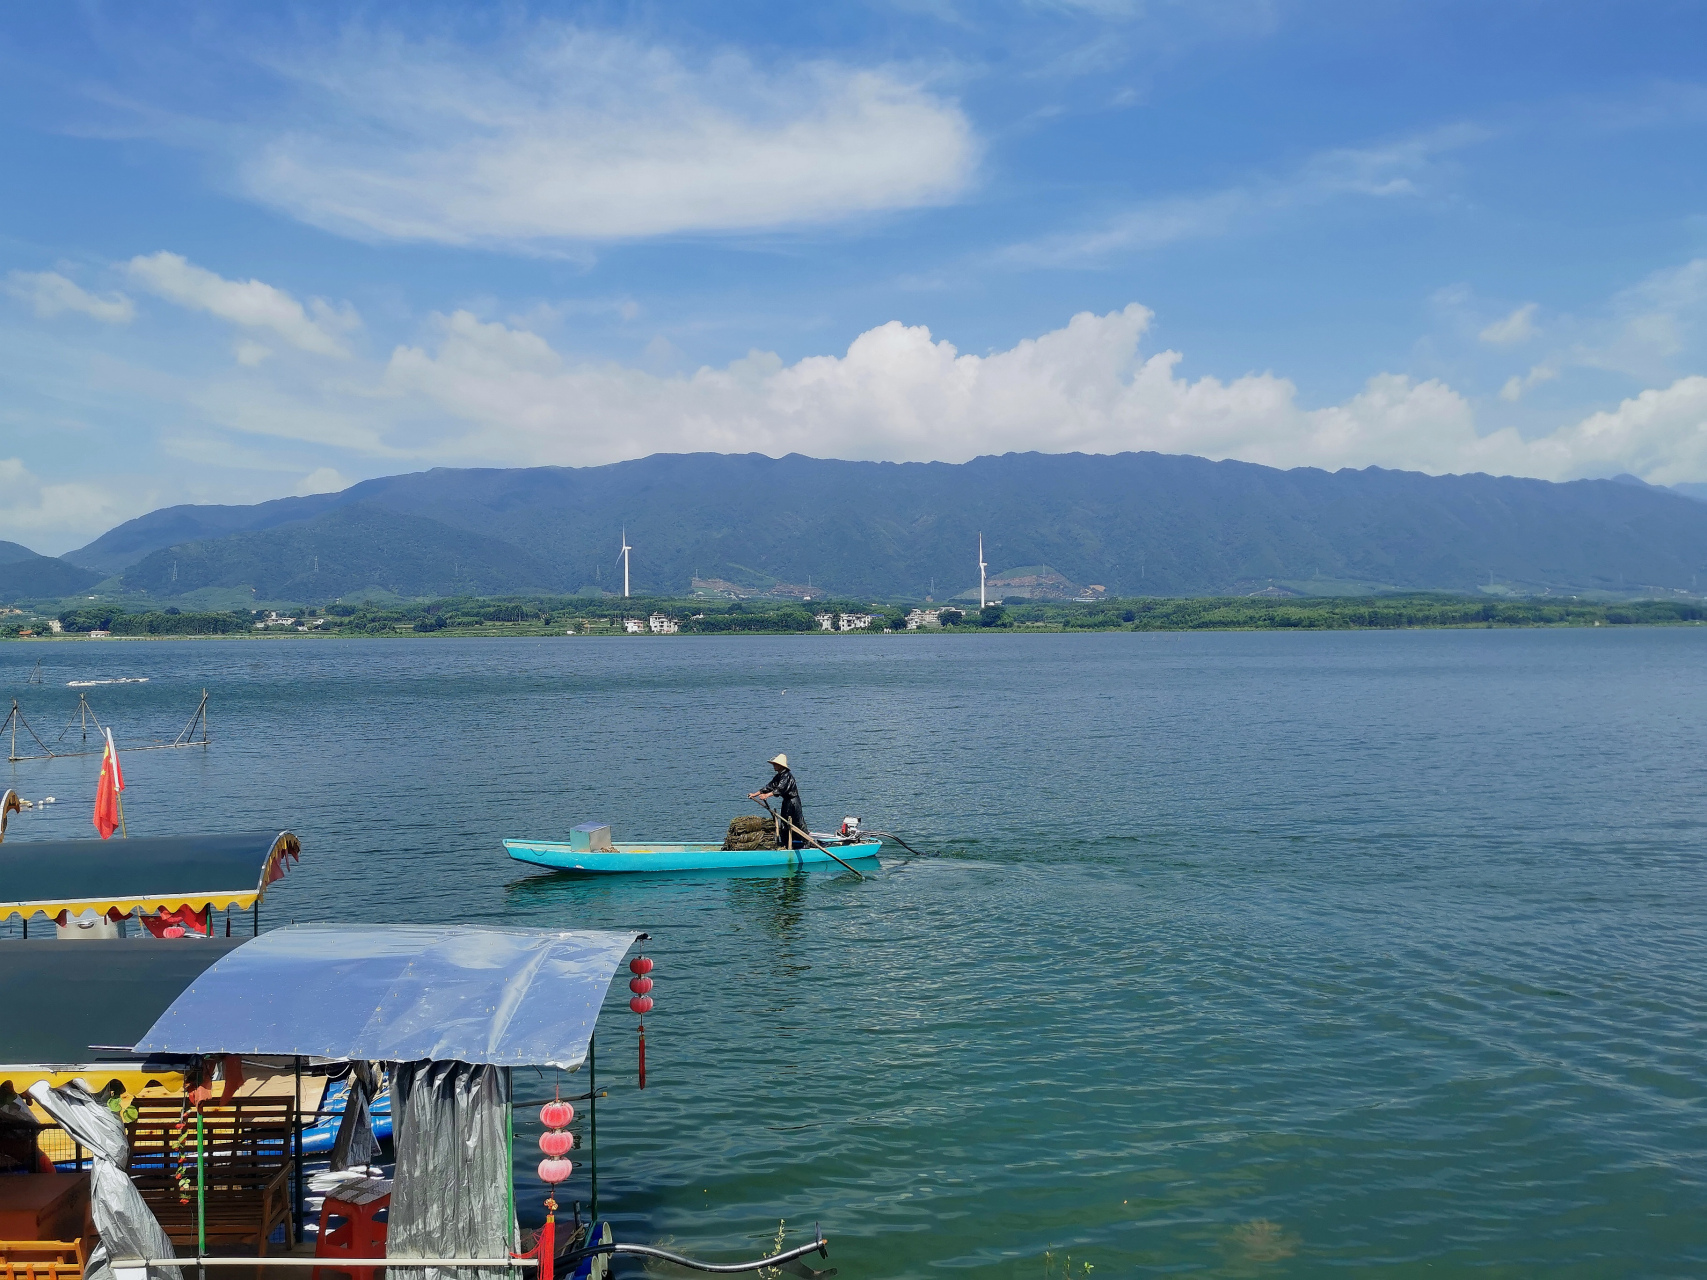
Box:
7;594;1706;639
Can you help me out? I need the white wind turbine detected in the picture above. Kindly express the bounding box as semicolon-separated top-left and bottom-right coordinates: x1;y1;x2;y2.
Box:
978;532;988;609
618;528;632;598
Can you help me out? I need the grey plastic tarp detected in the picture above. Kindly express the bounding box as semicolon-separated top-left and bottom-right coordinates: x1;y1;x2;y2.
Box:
28;1081;181;1280
133;925;640;1068
386;1062;514;1280
328;1061;380;1173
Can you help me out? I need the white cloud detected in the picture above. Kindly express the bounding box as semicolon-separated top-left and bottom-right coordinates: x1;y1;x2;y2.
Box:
186;377;401;456
1003;124;1486;264
295;466;348;495
1446;258;1707;396
4;271;135;323
1494;376;1707;486
1499;363;1558;401
1577;257;1707;378
381;303;1319;465
0;458;149;548
126;252;357;357
1480;303;1537;345
14;297;1707;555
357;303;1701;485
230;27;976;248
1625;257;1707;317
235;340;273;366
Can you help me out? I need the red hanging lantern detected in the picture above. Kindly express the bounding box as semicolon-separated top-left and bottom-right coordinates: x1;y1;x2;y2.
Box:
528;1087;576;1274
629;955;654;1088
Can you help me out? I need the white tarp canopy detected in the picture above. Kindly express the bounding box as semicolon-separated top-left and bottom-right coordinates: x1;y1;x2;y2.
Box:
133;923;640;1068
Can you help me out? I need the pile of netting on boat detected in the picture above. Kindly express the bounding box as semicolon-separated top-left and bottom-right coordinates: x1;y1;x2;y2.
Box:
721;815;777;852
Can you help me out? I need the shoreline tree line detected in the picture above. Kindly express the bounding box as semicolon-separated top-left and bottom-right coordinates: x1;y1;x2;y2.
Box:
7;594;1706;639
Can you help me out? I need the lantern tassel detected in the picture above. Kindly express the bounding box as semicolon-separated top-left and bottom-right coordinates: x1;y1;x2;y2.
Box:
514;1205;555;1280
637;1023;646;1090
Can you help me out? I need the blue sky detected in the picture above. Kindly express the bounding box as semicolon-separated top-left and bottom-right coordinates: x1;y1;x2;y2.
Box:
4;0;1706;552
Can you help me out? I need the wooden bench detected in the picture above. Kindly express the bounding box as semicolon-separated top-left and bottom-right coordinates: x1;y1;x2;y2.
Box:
0;1262;78;1280
126;1100;295;1254
0;1239;84;1280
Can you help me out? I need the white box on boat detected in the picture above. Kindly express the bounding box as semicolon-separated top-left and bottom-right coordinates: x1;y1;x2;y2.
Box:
570;822;615;852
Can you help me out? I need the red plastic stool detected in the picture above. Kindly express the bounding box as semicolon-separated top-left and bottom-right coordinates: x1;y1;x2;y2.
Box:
313;1179;391;1280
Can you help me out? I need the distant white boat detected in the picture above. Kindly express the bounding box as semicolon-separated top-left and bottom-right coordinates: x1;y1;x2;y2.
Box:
66;677;150;687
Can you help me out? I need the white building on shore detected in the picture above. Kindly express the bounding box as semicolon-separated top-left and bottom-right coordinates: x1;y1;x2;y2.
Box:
816;612;877;631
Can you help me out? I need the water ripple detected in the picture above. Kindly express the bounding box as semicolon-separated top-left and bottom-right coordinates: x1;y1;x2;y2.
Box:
5;630;1707;1275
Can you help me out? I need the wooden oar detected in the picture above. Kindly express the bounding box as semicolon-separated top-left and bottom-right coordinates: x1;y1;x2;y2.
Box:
753;798;867;880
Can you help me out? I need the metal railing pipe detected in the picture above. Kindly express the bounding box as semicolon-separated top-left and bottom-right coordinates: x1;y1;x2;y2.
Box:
117;1259;539;1270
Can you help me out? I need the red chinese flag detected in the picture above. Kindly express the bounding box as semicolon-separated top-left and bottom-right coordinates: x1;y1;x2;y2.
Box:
92;729;123;839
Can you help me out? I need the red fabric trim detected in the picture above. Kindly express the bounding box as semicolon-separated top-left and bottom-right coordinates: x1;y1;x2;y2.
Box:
265;841;300;885
139;905;211;937
220;1054;244;1099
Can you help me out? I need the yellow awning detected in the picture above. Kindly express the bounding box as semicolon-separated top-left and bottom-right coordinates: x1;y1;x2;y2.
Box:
0;1064;187;1095
0;831;299;922
5;891;263;923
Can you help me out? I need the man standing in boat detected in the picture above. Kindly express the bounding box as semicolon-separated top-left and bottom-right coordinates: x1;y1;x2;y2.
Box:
750;753;806;849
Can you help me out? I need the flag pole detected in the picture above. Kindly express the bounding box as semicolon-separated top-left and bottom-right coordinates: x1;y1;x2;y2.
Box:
116;790;127;839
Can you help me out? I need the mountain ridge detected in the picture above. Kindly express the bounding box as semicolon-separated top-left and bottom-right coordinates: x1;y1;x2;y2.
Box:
0;540;103;601
52;451;1707;604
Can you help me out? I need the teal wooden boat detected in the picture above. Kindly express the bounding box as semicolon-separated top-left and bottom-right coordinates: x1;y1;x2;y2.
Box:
505;822;882;874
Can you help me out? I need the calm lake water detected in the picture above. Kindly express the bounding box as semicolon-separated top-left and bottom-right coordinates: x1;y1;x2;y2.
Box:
5;630;1707;1277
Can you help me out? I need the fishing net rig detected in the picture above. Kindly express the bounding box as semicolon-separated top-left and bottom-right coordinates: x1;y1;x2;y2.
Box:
3;689;209;761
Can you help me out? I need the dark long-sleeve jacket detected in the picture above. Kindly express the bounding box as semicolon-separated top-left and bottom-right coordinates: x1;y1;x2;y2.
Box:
760;767;800;809
759;766;806;845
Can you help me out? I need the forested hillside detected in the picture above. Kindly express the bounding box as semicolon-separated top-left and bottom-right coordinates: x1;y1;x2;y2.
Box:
0;540;101;603
53;451;1707;602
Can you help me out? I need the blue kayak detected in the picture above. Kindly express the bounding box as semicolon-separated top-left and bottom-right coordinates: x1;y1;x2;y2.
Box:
506;824;882;875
